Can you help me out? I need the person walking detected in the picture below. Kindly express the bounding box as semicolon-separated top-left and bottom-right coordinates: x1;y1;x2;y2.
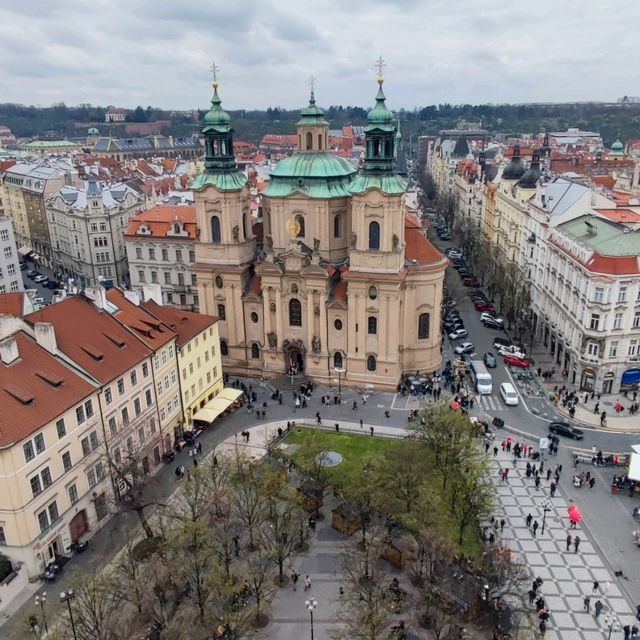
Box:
370;426;374;437
593;580;600;593
535;476;541;490
532;520;539;537
574;536;581;553
304;575;311;591
594;599;604;619
316;412;322;425
584;595;591;612
589;477;595;489
526;513;533;528
546;468;552;481
528;589;536;604
291;571;299;590
566;534;572;551
493;445;499;457
550;481;557;497
500;518;506;533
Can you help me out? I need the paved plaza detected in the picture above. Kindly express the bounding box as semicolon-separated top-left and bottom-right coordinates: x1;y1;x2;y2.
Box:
491;447;638;639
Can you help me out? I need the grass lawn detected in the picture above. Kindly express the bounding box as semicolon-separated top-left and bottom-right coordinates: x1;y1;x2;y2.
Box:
283;427;482;558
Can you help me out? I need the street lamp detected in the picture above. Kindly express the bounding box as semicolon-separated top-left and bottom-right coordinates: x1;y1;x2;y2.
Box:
35;591;48;634
60;589;78;640
603;611;620;640
305;596;318;640
541;499;552;535
334;367;345;393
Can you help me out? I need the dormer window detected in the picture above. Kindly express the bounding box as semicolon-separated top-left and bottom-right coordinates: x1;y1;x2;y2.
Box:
137;224;150;235
173;222;181;234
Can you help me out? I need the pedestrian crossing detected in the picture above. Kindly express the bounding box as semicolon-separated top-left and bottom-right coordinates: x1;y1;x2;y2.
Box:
476;394;505;411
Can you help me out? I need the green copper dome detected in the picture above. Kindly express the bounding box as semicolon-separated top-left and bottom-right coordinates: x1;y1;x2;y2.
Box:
296;91;329;126
203;84;231;131
365;81;394;132
611;137;624;151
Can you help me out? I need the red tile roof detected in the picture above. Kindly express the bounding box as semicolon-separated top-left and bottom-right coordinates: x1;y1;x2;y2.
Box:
0;332;96;446
592;175;616;188
106;288;175;350
404;218;444;265
140;300;217;346
0;293;26;317
586;254;639;275
594;208;640;223
24;296;151;384
125;204;196;239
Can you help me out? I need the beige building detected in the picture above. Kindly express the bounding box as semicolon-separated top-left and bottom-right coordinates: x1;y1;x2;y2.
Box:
193;77;446;390
0;319;108;580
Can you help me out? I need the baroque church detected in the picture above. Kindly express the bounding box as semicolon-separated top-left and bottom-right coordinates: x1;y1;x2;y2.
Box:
193;71;446;390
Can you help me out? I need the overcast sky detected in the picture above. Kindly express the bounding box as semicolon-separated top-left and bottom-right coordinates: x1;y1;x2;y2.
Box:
0;0;638;111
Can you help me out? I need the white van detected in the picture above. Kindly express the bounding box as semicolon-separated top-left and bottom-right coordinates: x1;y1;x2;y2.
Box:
469;360;492;395
499;382;519;406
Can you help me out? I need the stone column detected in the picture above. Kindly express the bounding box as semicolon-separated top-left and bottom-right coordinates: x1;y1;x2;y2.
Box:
319;291;328;356
275;287;283;345
358;293;365;355
348;292;358;357
307;289;315;347
263;286;271;342
379;293;388;359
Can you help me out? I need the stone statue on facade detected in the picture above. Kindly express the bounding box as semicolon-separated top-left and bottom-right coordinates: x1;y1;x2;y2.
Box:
313;237;320;253
392;233;399;250
267;332;278;348
232;225;240;242
265;235;273;254
312;335;320;354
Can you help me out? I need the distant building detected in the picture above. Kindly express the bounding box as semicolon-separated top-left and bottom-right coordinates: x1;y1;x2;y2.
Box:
125;203;198;310
0;125;17;148
22;140;80;155
105;108;128;123
46;181;145;286
0;216;23;294
92;135;200;160
259;134;299;155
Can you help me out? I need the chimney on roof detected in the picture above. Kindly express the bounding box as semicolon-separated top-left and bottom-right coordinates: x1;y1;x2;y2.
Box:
124;290;141;306
142;283;163;306
168;135;174;147
0;336;19;364
0;315;25;340
84;285;108;310
34;322;57;354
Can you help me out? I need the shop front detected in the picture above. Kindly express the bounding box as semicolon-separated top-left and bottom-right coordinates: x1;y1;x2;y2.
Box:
580;367;596;391
621;368;640;392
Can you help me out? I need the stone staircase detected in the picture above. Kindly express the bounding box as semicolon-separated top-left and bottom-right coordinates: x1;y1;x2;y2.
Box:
270;373;311;393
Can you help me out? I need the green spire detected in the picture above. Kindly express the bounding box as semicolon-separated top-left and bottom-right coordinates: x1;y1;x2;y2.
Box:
296;89;329;126
203;81;231;131
610;133;624;155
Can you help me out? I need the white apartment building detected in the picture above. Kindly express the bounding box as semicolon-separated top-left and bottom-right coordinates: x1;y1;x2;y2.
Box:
124;203;198;310
0;216;23;294
46;180;145;287
529;213;640;393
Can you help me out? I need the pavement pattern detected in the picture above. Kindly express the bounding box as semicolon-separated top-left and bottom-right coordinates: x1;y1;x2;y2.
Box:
491;447;638;639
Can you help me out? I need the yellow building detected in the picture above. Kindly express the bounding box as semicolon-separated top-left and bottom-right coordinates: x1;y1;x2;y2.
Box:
139;300;224;429
0;323;108;580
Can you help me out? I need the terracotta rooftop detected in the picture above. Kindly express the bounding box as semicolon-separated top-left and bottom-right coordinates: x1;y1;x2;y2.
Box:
0;332;96;446
585;254;639;275
125;203;196;239
106;288;175;350
594;208;640;224
140;299;217;347
0;293;26;317
592;175;616;189
24;296;151;384
404;217;445;265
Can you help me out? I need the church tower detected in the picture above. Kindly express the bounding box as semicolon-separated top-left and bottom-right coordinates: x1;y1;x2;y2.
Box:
193;71;256;372
348;63;407;274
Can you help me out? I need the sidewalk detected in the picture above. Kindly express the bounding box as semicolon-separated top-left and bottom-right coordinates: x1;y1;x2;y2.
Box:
491;448;637;639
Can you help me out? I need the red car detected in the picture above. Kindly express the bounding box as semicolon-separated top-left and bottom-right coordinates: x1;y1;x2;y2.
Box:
463;277;480;287
503;354;530;368
474;302;495;313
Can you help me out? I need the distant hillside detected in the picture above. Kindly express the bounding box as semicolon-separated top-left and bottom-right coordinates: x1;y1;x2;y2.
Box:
2;101;639;148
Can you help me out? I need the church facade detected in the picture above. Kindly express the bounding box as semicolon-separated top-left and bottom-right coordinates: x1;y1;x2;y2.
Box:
193;75;446;390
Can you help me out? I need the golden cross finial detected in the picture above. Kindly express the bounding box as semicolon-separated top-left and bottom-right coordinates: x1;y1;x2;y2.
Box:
308;74;316;94
209;61;220;88
375;55;386;84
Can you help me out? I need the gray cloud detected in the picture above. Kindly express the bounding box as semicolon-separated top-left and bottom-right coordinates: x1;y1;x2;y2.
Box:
0;0;638;110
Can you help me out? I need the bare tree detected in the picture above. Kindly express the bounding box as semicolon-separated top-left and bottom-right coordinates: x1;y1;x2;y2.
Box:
449;460;493;545
410;529;455;587
232;472;264;551
244;544;276;626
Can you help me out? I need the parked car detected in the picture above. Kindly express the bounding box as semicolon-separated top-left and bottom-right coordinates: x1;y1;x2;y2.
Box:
503;354;530;368
462;277;480;287
33;275;47;283
482;317;504;330
34;297;45;304
46;280;59;289
454;341;475;355
26;270;38;279
448;328;469;340
493;337;513;350
498;344;526;357
483;352;497;368
474;302;495;313
480;313;503;325
549;421;584;440
20;262;27;270
446;249;463;259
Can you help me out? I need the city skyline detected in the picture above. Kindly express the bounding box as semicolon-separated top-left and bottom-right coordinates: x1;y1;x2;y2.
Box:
0;0;639;110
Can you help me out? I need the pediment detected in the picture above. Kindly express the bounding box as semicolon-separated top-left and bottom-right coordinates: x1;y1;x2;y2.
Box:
278;248;310;273
255;260;283;276
300;263;327;277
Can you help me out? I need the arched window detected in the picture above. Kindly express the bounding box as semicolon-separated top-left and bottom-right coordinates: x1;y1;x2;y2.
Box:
373;139;380;157
333;352;343;369
242;213;247;240
367;355;377;372
333;213;342;238
295;214;305;238
368;286;377;300
289;298;302;326
211;216;221;243
251;343;260;359
306;131;312;150
368;221;380;250
217;303;226;320
318;134;323;150
418;313;430;340
385;140;392;157
174;222;181;234
368;316;377;335
220;340;228;356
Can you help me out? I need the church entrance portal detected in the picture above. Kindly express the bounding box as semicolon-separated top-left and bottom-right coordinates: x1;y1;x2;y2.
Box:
283;340;305;374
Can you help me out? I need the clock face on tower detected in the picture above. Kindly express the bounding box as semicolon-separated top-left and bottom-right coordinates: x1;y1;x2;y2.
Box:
286;218;301;238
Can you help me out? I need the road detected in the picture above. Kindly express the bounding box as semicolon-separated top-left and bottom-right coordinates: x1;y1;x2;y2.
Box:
434;233;640;606
21;261;60;304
